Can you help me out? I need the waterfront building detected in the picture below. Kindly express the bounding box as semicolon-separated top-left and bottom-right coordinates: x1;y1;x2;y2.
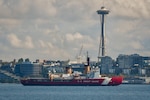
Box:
14;62;43;77
122;68;131;75
139;68;146;76
117;54;133;68
142;57;150;67
117;54;143;69
116;54;150;76
108;68;115;74
0;60;2;64
100;56;113;74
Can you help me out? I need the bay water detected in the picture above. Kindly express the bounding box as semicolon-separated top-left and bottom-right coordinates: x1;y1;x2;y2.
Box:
0;83;150;100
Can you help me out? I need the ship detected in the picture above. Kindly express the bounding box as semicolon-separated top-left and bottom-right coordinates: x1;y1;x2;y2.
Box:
20;74;123;86
21;56;123;86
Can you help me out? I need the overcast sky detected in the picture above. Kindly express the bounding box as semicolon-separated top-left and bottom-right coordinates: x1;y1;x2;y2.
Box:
0;0;150;61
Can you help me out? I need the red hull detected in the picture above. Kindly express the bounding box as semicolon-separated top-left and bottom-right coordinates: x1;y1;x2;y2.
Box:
21;76;123;86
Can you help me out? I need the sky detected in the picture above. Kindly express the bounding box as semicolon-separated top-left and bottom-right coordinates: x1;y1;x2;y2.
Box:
0;0;150;62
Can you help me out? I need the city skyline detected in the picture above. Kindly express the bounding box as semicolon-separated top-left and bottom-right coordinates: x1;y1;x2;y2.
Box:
0;0;150;61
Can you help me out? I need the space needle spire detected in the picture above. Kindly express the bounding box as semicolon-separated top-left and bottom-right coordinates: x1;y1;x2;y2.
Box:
97;6;109;62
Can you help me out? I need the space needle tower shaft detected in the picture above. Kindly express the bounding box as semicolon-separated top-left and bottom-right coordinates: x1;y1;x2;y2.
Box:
97;6;109;61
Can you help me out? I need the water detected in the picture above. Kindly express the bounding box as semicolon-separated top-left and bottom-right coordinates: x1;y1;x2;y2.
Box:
0;84;150;100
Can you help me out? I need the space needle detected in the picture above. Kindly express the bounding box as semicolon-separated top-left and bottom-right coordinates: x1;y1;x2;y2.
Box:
97;6;109;62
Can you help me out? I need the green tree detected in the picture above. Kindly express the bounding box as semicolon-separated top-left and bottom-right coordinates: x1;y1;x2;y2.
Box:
25;58;30;62
18;58;23;63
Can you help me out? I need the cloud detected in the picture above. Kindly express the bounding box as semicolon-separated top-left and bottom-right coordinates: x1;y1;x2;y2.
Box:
66;32;83;41
7;33;22;48
37;39;70;60
39;40;46;48
65;32;96;50
47;42;54;49
24;36;34;49
7;33;34;49
0;0;150;61
105;0;150;19
130;41;143;50
43;25;60;35
0;0;57;19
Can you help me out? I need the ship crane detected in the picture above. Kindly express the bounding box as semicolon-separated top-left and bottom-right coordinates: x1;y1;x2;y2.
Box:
76;45;83;63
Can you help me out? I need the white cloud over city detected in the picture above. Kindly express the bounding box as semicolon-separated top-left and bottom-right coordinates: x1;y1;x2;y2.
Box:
0;0;150;61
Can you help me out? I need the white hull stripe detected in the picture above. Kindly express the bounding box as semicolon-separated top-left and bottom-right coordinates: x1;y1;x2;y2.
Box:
101;77;112;85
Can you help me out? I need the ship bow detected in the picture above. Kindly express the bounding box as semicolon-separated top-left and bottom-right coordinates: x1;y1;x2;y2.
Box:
109;76;123;86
